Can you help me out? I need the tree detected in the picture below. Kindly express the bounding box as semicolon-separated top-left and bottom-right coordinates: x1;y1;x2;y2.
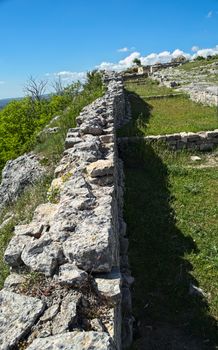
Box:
24;76;48;102
51;76;64;96
194;56;205;62
133;58;142;66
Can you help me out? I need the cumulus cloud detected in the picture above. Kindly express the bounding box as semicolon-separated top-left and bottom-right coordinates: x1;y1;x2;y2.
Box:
97;49;191;72
97;45;218;72
193;45;218;58
45;45;218;82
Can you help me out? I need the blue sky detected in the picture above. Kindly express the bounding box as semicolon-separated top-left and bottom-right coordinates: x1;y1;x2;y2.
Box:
0;0;218;98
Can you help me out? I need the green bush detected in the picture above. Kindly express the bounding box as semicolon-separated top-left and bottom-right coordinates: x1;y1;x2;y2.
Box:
0;71;105;173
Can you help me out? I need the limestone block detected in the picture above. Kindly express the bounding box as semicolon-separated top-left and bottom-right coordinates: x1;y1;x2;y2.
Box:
95;268;121;303
26;332;116;350
58;263;88;286
63;217;114;272
4;233;31;267
21;236;63;276
52;293;80;335
87;160;114;178
0;290;45;349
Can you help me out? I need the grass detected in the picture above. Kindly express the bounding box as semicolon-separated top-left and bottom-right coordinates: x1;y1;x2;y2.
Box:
121;141;218;349
119;79;218;136
125;78;178;97
178;57;218;72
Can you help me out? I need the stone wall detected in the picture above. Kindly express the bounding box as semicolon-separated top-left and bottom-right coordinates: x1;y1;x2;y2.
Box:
120;129;218;151
0;73;133;350
182;85;218;106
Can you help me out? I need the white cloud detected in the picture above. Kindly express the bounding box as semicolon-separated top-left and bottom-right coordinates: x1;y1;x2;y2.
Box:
117;46;136;53
45;45;218;83
117;47;129;52
207;11;213;18
193;45;218;58
46;71;87;82
97;49;191;72
191;46;199;52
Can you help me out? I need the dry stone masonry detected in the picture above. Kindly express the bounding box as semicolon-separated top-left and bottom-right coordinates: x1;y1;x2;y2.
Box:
0;73;133;349
120;129;218;151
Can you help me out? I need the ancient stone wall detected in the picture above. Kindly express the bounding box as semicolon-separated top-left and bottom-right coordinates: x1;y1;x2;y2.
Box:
120;129;218;151
183;85;218;106
0;73;133;350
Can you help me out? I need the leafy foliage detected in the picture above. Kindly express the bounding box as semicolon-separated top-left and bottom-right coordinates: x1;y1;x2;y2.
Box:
0;71;104;172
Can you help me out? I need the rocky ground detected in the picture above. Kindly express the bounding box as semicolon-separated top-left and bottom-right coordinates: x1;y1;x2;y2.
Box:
151;61;218;106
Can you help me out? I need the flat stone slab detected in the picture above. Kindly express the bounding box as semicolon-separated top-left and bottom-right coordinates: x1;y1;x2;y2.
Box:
26;331;116;350
0;290;45;349
87;160;114;177
95;268;121;303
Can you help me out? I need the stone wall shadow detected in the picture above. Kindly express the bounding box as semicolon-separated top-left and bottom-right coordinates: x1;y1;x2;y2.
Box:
120;140;218;350
118;91;152;137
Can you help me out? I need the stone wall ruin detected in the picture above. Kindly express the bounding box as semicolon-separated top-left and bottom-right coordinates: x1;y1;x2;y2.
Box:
0;73;133;350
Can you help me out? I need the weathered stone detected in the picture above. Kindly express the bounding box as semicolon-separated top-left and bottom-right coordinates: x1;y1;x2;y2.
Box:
26;331;116;350
65;136;82;149
87;159;114;177
0;153;45;213
4;273;26;290
80;123;103;136
0;290;45;349
90;318;105;332
200;143;213;151
40;303;60;322
52;293;81;335
63;217;114;272
100;134;114;143
95;268;121;302
4;233;31;267
21;236;63;276
58;263;88;286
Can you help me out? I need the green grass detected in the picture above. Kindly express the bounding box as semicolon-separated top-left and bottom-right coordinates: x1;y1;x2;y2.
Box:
125;78;178;97
119;80;217;136
121;142;218;348
178;57;218;72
